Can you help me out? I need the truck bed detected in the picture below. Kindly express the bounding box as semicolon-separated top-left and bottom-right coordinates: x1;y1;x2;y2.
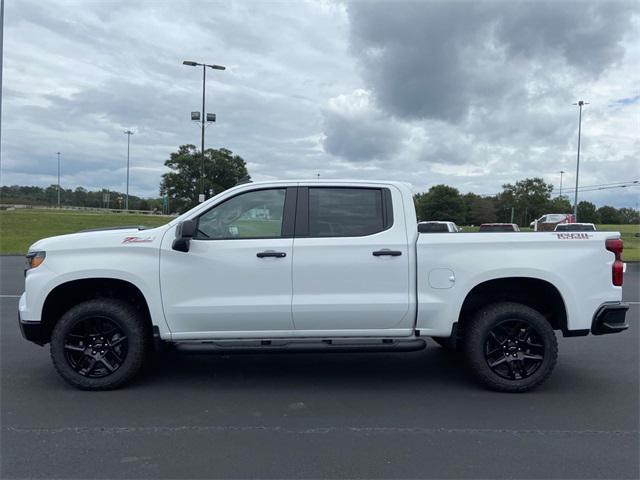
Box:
415;231;622;336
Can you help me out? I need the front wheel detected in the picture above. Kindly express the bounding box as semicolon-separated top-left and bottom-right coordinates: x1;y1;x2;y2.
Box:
464;302;558;392
50;299;148;390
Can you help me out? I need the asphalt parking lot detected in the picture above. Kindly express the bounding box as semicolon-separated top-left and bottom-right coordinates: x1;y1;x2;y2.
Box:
1;255;638;479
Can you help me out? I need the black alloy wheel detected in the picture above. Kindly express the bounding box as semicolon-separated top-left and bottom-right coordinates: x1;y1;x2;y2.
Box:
63;316;128;378
484;319;544;380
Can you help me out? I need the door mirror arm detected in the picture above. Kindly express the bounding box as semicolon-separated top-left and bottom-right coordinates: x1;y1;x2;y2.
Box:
172;219;197;252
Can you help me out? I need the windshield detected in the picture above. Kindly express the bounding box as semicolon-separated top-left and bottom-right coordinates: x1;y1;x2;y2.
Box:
545;214;566;223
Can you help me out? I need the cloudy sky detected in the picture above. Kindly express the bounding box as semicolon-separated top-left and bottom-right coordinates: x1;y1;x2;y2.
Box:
2;0;639;207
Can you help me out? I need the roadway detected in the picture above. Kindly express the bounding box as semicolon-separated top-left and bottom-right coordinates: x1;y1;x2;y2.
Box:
1;255;638;478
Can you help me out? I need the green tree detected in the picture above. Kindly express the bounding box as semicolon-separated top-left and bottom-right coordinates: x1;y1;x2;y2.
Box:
547;196;572;214
463;192;496;225
496;177;553;226
462;192;479;223
45;185;59;205
618;208;640;224
414;185;466;223
0;184;163;210
73;187;88;206
160;145;250;211
577;201;600;223
597;205;622;224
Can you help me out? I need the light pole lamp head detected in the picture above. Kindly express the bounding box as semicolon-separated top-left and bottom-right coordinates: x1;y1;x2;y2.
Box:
191;111;201;121
183;60;199;66
209;64;226;70
206;113;216;122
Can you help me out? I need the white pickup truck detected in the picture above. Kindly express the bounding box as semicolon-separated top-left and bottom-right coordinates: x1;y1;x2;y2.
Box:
19;180;628;392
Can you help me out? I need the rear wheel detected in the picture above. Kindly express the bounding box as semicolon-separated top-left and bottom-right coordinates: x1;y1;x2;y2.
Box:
464;302;557;392
50;299;148;390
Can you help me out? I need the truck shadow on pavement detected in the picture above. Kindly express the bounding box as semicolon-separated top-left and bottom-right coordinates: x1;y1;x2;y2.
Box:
133;340;616;394
138;345;477;391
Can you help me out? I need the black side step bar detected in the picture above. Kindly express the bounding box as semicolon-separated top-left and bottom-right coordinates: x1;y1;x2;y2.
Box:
172;338;427;355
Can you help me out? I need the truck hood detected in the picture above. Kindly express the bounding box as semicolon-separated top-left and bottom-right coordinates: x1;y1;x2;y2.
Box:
28;224;170;253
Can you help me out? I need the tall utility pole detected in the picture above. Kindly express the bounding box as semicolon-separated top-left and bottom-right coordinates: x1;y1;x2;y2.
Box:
183;60;225;202
559;170;565;197
56;152;61;207
572;100;588;220
0;0;5;169
124;130;134;210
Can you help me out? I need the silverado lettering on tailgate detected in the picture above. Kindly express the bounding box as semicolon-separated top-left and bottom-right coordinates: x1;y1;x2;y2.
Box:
555;233;592;239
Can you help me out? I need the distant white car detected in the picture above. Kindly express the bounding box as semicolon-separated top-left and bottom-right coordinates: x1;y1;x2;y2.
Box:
554;223;596;232
530;213;576;231
418;221;460;233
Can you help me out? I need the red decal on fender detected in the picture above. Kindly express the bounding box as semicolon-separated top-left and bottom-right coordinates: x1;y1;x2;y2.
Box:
122;236;154;243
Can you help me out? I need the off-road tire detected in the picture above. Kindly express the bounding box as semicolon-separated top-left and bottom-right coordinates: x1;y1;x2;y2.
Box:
464;302;558;393
50;299;148;390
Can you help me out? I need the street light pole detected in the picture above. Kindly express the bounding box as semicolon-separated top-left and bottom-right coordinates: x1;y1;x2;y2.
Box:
559;170;565;197
200;65;206;200
0;0;5;170
56;152;61;208
572;100;588;220
124;130;134;211
183;60;225;202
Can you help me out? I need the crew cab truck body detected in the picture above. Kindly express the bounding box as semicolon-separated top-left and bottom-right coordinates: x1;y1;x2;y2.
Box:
19;180;629;391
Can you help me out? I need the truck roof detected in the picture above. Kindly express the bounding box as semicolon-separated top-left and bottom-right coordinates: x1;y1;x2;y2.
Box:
242;179;413;188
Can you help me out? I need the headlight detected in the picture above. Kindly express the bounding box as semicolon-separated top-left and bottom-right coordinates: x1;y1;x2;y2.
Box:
26;251;46;270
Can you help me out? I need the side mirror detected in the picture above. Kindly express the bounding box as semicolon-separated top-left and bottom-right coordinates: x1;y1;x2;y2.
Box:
172;219;197;252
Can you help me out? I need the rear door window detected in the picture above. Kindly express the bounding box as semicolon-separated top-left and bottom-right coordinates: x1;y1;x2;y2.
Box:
307;188;387;237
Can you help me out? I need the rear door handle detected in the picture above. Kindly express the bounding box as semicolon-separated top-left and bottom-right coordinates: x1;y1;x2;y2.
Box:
372;249;402;257
257;251;287;258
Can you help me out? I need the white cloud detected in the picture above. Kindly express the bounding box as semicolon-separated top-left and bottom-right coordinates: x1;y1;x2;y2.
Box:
1;0;638;207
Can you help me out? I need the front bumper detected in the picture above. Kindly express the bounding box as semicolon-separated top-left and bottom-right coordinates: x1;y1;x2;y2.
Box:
18;309;46;346
591;302;629;335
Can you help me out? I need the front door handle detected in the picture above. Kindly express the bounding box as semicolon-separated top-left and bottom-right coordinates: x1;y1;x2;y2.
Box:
257;251;287;258
372;249;402;257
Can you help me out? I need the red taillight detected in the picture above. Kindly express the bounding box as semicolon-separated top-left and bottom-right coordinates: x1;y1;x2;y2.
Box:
606;238;624;286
